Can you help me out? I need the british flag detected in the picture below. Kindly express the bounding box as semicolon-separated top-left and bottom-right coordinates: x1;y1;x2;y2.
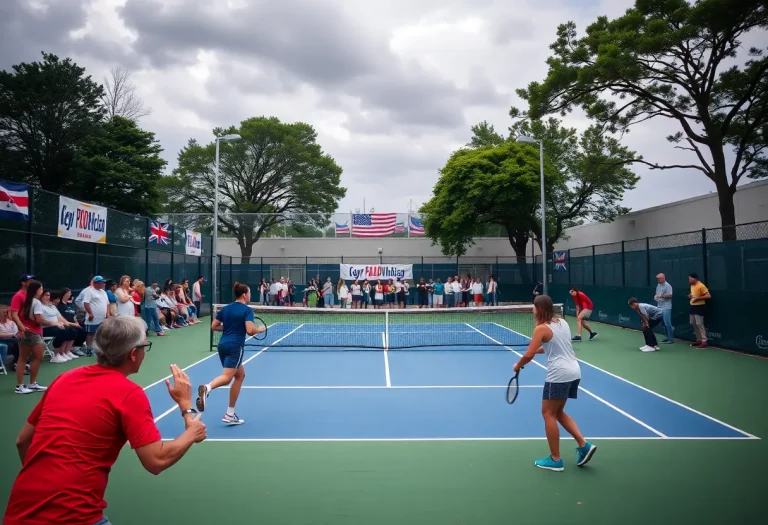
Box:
553;251;567;271
352;213;397;237
149;220;170;245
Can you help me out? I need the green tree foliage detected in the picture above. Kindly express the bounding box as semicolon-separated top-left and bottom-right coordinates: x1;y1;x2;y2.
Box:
419;141;560;264
508;116;639;251
164;116;346;262
0;52;105;193
72;116;167;216
517;0;768;232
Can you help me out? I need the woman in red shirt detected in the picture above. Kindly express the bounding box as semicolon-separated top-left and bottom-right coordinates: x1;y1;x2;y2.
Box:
568;286;597;342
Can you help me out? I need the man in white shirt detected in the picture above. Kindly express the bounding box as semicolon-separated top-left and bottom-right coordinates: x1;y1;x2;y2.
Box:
81;276;110;356
192;276;203;316
269;279;280;306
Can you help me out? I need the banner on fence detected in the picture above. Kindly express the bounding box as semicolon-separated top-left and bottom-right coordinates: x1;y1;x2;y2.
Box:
340;264;413;281
185;230;202;256
57;196;107;243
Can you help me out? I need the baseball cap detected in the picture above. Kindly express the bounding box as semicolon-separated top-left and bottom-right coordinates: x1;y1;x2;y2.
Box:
19;274;36;282
92;276;106;283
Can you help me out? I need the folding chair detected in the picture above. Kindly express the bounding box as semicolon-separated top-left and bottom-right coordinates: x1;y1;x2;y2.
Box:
0;343;7;375
43;337;56;360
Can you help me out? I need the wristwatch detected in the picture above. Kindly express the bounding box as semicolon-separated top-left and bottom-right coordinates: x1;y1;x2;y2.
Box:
180;408;198;417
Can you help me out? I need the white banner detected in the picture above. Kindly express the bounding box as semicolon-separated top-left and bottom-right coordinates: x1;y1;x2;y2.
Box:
340;264;413;281
185;230;202;256
57;196;107;244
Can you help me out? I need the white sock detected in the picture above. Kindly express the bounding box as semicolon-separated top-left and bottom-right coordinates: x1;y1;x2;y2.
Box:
206;383;212;396
226;407;235;416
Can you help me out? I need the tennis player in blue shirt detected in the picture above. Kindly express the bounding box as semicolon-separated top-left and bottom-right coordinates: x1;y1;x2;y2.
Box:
196;282;264;425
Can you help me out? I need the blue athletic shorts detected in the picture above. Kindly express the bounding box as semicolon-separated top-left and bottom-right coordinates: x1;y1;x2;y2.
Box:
218;344;244;369
542;379;580;400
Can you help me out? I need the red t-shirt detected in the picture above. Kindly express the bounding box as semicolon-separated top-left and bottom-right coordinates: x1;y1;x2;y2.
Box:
574;291;594;310
3;366;161;525
9;290;42;335
131;290;141;316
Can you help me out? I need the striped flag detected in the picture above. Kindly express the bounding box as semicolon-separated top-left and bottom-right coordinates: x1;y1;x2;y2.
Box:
352;213;397;237
395;222;405;233
409;215;425;236
0;179;30;222
335;221;349;234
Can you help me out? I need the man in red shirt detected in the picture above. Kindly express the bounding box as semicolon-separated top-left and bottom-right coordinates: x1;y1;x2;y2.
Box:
3;316;207;525
568;287;597;342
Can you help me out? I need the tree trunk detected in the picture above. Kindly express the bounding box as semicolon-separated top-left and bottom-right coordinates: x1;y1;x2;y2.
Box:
716;182;737;242
239;239;255;265
507;232;532;284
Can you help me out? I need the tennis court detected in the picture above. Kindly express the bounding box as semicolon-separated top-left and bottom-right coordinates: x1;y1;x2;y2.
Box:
3;311;767;525
146;306;755;442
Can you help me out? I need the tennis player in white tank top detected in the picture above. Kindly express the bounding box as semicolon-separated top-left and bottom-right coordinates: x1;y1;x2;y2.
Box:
513;295;597;471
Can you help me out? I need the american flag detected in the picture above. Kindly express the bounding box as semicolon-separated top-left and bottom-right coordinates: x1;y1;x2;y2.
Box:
149;220;170;245
395;222;405;233
352;213;397;237
408;215;425;236
335;221;349;235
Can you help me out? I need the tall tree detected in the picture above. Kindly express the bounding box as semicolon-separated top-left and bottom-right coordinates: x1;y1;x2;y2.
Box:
419;141;560;268
0;52;105;192
71;116;167;217
101;66;151;120
164;116;346;262
508;115;639;252
517;0;768;235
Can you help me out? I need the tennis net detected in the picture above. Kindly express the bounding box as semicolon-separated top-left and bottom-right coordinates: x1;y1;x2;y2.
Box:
210;303;563;351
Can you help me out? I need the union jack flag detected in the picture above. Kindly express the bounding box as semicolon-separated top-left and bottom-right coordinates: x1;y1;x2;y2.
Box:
149;220;170;245
553;251;567;271
408;215;425;236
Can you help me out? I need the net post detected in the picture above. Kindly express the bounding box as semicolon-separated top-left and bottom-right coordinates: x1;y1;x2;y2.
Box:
384;310;389;350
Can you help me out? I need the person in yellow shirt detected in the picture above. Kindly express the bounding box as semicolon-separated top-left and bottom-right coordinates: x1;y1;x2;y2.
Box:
687;273;711;348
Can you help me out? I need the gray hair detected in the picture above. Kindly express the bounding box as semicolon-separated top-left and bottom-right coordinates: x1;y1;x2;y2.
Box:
94;316;146;367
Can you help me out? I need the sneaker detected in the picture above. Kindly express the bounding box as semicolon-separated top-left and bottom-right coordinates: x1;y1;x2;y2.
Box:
50;354;64;363
589;332;598;341
196;384;209;412
661;339;674;344
571;336;582;342
15;385;33;395
576;442;597;466
534;455;564;471
28;382;47;392
640;346;657;352
222;413;245;425
73;348;86;356
66;351;79;359
61;353;73;361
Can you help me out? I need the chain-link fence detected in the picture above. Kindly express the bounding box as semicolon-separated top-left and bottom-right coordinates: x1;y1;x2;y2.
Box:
0;187;213;314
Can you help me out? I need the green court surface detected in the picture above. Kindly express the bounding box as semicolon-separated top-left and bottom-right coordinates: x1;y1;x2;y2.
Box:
2;318;767;525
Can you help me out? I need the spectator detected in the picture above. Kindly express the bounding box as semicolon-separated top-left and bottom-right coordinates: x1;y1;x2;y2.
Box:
688;273;711;348
56;288;88;353
653;273;674;344
1;305;21;371
143;281;164;336
487;275;498;306
2;316;207;525
628;298;663;352
471;277;483;306
10;279;55;394
116;275;138;317
322;277;335;308
105;279;118;317
193;275;204;314
81;276;111;355
417;277;429;309
533;280;543;302
445;277;455;307
433;278;444;308
39;289;78;363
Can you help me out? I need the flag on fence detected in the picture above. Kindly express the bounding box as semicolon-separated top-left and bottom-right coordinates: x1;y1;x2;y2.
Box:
0;179;30;222
352;213;397;237
408;215;425;236
148;220;170;245
335;221;349;235
395;222;405;233
553;251;567;271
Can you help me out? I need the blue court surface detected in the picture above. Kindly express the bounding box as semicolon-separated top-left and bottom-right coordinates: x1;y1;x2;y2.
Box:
145;323;757;442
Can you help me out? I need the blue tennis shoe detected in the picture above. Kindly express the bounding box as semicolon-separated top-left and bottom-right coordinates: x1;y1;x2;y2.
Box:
576;441;597;466
534;455;564;471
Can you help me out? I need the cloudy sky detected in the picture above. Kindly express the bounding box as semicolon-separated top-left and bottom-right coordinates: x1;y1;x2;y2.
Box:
0;0;759;218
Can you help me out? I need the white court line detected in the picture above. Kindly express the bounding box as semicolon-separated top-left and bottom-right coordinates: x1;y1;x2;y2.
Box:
160;436;755;443
152;324;300;424
383;332;391;387
489;322;760;440
221;385;544;389
466;323;667;437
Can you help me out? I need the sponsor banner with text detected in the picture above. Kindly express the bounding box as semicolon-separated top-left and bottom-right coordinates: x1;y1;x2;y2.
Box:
57;196;107;244
340;264;413;281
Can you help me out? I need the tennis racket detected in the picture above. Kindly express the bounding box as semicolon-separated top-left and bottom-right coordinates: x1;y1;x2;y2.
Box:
253;316;268;341
506;367;523;404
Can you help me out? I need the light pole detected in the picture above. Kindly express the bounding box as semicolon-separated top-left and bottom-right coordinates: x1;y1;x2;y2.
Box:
516;135;547;295
212;133;242;306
